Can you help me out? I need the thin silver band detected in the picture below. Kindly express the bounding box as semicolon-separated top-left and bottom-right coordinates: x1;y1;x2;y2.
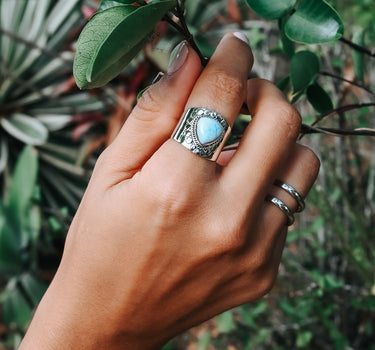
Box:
172;107;231;161
274;179;305;212
266;195;295;226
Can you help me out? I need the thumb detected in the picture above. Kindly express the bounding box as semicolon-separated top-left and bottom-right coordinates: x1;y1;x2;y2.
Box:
99;41;202;183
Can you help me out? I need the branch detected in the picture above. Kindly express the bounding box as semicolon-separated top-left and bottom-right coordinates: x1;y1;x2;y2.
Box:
174;1;209;66
223;125;375;151
300;125;375;137
320;71;375;96
312;102;375;126
339;36;375;58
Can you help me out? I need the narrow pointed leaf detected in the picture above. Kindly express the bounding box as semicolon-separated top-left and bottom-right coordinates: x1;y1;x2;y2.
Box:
1;114;49;145
8;146;38;220
307;83;333;114
245;0;296;20
285;0;343;44
290;51;320;93
74;0;177;89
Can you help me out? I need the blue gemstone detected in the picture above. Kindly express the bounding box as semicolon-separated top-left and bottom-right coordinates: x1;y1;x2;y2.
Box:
197;117;224;144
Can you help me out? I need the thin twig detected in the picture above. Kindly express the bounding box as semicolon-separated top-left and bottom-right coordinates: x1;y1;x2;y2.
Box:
320;71;375;96
340;36;375;58
312;102;375;126
223;124;375;151
300;125;375;137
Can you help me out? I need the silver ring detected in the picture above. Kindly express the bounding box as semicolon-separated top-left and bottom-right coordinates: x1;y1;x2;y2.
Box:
274;179;305;212
172;107;231;161
266;195;295;226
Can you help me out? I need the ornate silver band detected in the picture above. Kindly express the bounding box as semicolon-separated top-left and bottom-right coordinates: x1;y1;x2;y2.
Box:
172;107;231;161
266;195;295;226
274;179;305;212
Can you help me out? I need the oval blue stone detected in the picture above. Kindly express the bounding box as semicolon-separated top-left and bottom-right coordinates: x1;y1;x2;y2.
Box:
197;117;224;144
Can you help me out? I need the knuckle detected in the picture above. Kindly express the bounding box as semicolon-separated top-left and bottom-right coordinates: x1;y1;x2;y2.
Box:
257;273;276;296
145;173;191;216
134;86;161;119
207;70;245;104
277;103;302;140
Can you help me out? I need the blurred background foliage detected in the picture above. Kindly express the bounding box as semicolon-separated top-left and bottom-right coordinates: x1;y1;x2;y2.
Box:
0;0;374;349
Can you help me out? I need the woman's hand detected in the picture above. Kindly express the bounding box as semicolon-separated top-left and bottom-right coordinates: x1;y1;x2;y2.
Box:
20;33;319;350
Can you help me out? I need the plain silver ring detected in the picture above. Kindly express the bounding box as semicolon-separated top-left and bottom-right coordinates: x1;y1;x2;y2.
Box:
274;179;305;212
266;195;295;226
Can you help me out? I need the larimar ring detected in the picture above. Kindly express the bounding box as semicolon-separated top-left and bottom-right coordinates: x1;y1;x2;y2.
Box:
172;107;231;161
274;179;305;212
266;195;295;226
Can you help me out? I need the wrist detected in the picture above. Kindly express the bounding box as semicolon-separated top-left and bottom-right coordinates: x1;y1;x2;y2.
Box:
20;269;162;350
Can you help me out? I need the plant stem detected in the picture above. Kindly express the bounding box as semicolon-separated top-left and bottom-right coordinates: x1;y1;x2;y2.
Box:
320;71;375;96
312;102;375;126
166;1;208;67
339;36;375;58
300;125;375;137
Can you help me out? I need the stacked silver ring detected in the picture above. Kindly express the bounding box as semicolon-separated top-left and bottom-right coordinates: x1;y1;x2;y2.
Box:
266;180;305;226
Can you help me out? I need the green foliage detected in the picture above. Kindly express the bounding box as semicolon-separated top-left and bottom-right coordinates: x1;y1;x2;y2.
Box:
245;0;296;20
306;83;333;113
73;0;177;89
290;51;321;93
352;28;365;82
0;146;47;336
284;0;343;44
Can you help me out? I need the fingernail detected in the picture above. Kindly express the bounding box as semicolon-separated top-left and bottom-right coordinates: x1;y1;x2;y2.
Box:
168;41;189;74
233;31;249;45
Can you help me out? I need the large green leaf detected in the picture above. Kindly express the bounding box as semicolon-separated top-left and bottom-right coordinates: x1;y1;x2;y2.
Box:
74;0;177;89
245;0;296;20
1;113;49;145
307;83;333;114
285;0;344;44
290;51;320;93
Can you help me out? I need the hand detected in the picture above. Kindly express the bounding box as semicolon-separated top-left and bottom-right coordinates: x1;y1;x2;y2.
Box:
20;33;319;350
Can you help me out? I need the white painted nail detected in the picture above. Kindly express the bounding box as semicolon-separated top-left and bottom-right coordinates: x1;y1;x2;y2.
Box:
233;31;249;45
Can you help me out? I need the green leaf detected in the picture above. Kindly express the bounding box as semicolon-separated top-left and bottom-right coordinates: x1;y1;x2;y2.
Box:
307;83;333;113
290;51;320;93
296;331;313;348
2;278;33;329
277;76;290;92
98;0;141;13
74;0;177;89
352;29;365;82
245;0;296;20
279;17;294;58
0;138;9;174
216;310;236;334
285;0;344;44
19;273;48;306
8;146;38;220
1;113;49;145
